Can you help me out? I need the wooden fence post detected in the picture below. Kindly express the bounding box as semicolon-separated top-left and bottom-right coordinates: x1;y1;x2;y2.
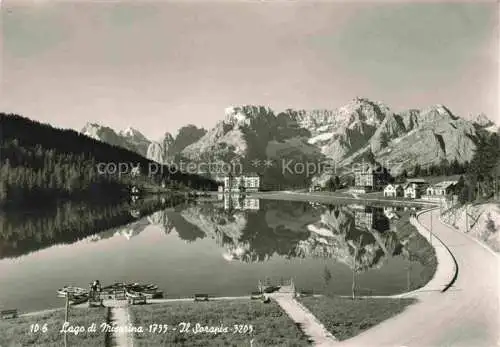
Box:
64;294;69;347
65;294;70;322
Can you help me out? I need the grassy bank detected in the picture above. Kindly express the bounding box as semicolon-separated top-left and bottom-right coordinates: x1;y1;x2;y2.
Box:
130;300;309;347
298;296;416;341
0;307;107;346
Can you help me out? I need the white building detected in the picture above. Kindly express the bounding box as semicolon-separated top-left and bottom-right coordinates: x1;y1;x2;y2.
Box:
404;183;422;199
223;173;261;192
423;181;458;201
353;164;390;191
403;179;428;199
426;181;457;196
383;184;404;198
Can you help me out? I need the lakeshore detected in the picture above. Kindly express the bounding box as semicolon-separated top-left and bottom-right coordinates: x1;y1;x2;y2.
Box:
248;191;439;208
0;202;443;346
1;196;435;312
0;296;418;347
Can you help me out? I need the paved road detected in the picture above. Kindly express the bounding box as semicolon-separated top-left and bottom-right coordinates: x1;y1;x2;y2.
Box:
338;208;500;347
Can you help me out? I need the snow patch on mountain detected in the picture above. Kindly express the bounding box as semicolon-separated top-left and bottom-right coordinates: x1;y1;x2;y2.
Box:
308;132;334;144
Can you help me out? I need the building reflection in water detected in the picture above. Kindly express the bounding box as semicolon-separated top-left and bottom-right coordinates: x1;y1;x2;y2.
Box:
353;206;391;233
355;209;373;230
221;194;260;211
383;206;407;220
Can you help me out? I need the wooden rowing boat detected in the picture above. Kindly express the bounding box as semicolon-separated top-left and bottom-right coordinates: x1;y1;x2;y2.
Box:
57;286;88;298
126;288;163;299
70;295;89;305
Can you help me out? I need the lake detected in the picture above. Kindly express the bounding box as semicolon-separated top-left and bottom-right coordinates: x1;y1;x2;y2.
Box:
0;195;431;312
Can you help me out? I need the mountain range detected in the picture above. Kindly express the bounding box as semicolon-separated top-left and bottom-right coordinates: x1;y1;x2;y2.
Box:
81;98;498;186
82;123;207;159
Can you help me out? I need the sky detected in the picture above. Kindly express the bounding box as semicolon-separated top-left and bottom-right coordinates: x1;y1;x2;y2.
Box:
1;0;498;140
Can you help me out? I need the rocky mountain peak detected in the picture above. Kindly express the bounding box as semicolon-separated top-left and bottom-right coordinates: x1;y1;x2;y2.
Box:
120;126;148;141
288;109;334;133
78;97;486;185
224;105;275;127
81;127;98;141
81;122;102;132
147;125;207;164
473;113;495;127
82;122;101;129
336;97;390;126
418;104;455;123
81;122;114;140
162;132;175;144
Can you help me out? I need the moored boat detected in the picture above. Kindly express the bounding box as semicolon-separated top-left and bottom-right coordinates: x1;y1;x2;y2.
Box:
124;282;163;298
57;286;88;298
126;289;163;299
61;281;163;299
101;282;126;293
70;294;89;305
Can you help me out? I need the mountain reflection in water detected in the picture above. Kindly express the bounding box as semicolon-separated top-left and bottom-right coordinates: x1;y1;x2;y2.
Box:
0;196;420;271
83;196;419;272
168;197;416;273
0;195;429;311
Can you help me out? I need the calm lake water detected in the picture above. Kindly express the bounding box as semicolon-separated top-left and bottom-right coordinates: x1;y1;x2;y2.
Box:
0;196;427;312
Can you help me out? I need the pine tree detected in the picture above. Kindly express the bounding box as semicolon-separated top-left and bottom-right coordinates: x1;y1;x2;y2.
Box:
334;175;340;188
0;180;7;202
413;164;421;177
326;177;336;192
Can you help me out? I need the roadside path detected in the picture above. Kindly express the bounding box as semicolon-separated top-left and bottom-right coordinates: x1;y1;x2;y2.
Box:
338;208;500;347
270;293;337;346
107;301;134;347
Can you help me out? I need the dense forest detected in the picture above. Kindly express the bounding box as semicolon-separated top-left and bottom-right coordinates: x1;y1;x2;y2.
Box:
458;130;500;203
398;159;469;180
0;113;217;207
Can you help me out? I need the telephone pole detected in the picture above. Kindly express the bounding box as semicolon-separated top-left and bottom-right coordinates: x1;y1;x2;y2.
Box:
494;177;498;201
466;205;469;233
430;208;433;245
64;294;69;322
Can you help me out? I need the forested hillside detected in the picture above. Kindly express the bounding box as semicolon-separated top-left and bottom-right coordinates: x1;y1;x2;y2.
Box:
459;130;500;203
0;113;216;207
